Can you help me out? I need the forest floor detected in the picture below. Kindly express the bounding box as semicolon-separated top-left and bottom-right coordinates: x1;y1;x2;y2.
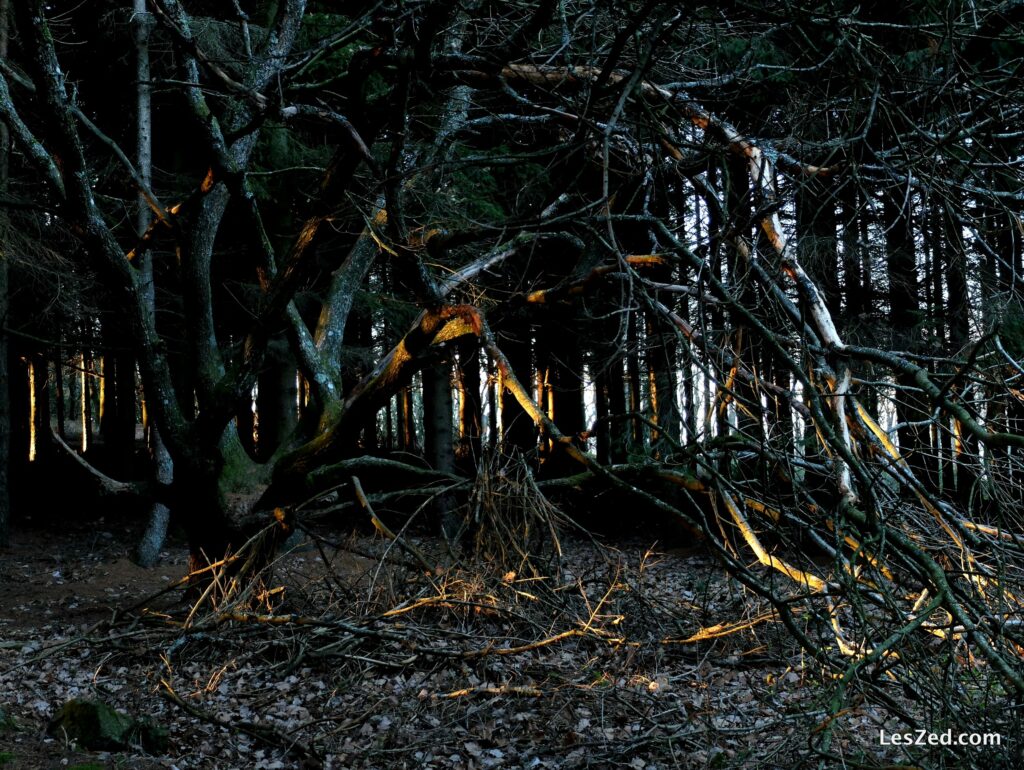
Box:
0;509;1008;769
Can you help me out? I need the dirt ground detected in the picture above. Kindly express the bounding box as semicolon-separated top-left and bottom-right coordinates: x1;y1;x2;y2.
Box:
0;511;1014;769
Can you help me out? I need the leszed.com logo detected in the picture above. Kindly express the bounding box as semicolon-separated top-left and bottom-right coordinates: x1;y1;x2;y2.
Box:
880;729;1001;747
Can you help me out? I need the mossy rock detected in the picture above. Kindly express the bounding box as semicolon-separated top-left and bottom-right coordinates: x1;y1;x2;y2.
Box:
46;699;168;753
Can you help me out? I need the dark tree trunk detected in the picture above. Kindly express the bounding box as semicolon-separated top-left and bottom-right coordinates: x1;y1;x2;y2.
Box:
942;200;978;506
256;336;298;460
535;314;585;476
456;340;483;470
647;310;681;459
53;351;66;439
839;182;865;321
625;312;643;451
99;320;136;472
115;352;137;473
796;176;841;319
422;361;458;537
725;156;763;467
884;190;931;487
423;364;454;472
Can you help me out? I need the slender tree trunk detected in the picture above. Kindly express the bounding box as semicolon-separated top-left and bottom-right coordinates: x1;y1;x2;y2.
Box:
625;312;643;451
29;353;50;463
99;321;135;471
54;350;66;440
395;388;413;452
725;156;763;472
81;348;94;454
456;339;482;470
885;189;931;487
646;309;681;458
133;0;170;566
535;314;585;476
796;175;841;319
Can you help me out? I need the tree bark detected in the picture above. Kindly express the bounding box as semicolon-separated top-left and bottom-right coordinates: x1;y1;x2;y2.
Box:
422;361;458;537
884;189;931;487
456;340;483;470
133;0;170;567
256;336;298;460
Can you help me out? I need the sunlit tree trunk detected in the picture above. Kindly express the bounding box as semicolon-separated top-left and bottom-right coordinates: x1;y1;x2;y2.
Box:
423;362;458;536
29;352;50;463
396;387;418;453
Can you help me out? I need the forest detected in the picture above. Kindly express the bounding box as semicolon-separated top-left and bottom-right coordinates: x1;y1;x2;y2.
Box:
1;0;1024;767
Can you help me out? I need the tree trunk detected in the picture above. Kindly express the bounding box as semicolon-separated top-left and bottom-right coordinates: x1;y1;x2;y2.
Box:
396;387;417;453
29;353;51;463
647;310;681;459
839;182;865;321
256;336;298;460
422;362;458;537
54;350;66;440
133;0;170;567
884;189;931;487
536;313;586;476
725;156;763;468
81;348;94;454
456;339;483;470
625;312;643;452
